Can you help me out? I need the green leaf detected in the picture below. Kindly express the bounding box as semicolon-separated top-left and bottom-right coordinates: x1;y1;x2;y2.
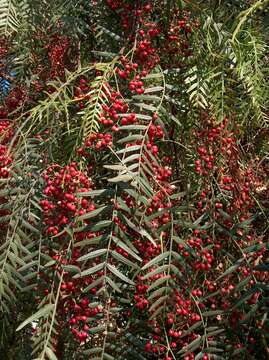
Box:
73;262;104;278
216;260;243;280
16;304;54;331
202;310;224;317
77;249;107;262
144;86;164;93
117;145;141;154
149;295;168;313
104;165;125;171
148;286;167;301
142;265;169;280
108;174;134;183
118;134;144;144
89;325;106;334
142;252;170;270
107;263;135;285
138;228;157;246
83;276;104;293
86;220;112;232
45;347;58;360
62;265;81;274
181;321;203;337
147;275;171;292
77;189;115;198
207;328;225;336
77;206;111;221
111;250;139;269
178;335;203;354
82;348;103;355
106;276;121;292
111;237;142;262
119;125;148;130
103;353;115;360
122;153;141;164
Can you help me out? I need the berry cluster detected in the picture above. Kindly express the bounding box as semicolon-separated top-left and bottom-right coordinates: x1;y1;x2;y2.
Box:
40;163;93;237
34;245;106;348
3;85;27;111
0;117;13;232
46;34;70;78
0;124;13;178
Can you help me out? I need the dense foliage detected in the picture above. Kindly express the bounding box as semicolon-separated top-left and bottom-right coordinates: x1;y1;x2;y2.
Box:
0;0;269;359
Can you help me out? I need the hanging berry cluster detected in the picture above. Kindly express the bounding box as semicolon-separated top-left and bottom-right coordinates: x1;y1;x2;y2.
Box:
46;35;70;78
0;117;13;233
40;163;93;237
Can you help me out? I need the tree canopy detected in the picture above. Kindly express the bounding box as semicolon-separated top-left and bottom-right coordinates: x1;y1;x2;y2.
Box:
0;1;269;359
